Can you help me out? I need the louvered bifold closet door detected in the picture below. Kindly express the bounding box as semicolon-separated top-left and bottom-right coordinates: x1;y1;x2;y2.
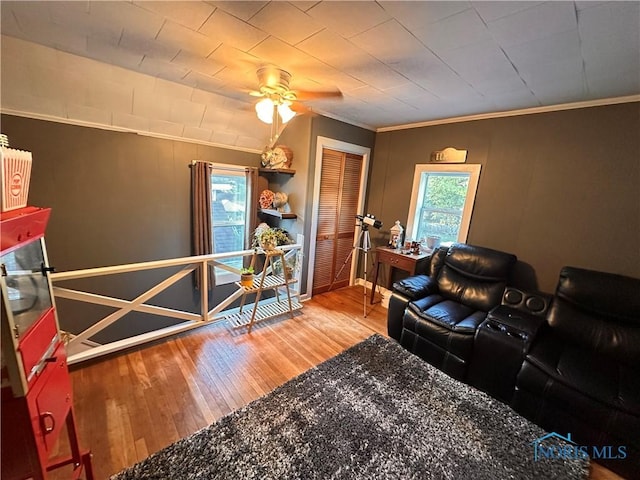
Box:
312;149;363;295
313;150;341;295
334;153;363;287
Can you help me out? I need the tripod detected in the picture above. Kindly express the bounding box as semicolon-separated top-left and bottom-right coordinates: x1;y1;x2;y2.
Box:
328;223;375;317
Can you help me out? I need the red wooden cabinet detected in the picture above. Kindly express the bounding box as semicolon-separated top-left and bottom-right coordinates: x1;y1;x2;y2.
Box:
1;207;93;480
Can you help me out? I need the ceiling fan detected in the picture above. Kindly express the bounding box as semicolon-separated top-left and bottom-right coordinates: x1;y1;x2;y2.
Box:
249;66;342;149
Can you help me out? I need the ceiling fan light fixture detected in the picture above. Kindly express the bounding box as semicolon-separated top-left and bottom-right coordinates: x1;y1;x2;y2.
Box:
277;102;296;123
256;98;274;124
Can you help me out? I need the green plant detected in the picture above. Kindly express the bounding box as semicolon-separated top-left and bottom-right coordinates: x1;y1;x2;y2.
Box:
240;266;255;287
253;225;291;249
273;251;298;279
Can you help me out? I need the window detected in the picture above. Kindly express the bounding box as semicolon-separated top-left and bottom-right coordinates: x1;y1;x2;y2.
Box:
211;167;250;281
406;164;481;245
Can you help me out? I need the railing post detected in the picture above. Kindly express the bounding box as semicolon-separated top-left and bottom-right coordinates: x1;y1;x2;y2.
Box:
200;260;208;321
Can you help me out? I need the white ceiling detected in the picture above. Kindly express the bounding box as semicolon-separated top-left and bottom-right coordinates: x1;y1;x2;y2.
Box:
1;1;639;151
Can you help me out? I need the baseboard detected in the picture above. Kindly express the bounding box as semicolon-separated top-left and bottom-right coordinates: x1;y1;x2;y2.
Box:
355;278;391;308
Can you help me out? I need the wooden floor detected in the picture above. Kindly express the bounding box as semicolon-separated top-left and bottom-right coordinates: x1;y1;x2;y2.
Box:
50;286;620;480
51;286;386;479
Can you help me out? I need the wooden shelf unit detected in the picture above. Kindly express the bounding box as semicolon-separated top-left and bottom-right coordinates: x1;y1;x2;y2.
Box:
229;249;297;332
258;168;295;176
259;208;297;219
226;299;303;329
257;168;297;226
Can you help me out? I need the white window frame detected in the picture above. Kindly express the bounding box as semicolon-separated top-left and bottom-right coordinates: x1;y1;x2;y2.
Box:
406;163;481;244
210;164;251;285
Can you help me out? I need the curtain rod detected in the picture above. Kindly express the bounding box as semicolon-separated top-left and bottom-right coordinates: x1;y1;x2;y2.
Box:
189;160;252;172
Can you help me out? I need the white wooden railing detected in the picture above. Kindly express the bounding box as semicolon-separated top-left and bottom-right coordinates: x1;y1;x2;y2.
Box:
51;235;304;365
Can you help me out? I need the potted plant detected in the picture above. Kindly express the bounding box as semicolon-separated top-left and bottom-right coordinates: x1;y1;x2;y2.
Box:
273;251;297;280
253;224;291;251
240;266;254;287
283;264;293;281
283;252;297;280
272;258;292;280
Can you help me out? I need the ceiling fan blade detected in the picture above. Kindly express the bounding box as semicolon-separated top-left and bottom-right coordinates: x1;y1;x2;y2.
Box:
289;101;314;115
294;89;343;101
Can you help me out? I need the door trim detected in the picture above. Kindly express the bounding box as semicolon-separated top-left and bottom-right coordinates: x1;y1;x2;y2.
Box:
306;137;371;299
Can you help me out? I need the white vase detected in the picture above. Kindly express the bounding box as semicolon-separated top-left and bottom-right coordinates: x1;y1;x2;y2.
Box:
426;236;441;249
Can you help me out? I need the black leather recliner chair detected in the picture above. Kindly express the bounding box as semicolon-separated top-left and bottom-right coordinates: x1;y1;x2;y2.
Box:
388;243;517;381
513;266;640;479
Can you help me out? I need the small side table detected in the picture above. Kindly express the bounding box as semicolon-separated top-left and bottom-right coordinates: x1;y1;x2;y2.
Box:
468;305;546;403
371;247;431;303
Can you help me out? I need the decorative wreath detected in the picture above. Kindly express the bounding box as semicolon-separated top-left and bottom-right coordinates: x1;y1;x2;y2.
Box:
259;189;275;209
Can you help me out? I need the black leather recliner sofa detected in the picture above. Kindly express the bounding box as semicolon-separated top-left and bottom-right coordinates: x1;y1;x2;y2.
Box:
388;243;517;381
389;254;640;479
512;266;640;479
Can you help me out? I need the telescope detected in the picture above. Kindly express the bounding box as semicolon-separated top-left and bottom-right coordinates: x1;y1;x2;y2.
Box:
356;214;382;229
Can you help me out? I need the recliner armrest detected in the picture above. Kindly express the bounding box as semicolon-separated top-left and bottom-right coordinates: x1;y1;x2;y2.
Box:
388;275;438;342
388;292;410;341
393;274;438;301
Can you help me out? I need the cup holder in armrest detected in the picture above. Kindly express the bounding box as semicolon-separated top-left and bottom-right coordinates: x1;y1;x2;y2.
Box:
506;329;528;341
485;320;506;332
502;287;552;317
484;319;528;341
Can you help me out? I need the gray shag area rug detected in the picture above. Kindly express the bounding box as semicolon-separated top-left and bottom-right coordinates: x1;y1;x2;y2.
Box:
112;334;589;479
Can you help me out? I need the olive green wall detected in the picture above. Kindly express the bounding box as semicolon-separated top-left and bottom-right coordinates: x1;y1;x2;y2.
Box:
368;102;640;292
267;114;313;242
1;114;261;343
4;102;636;340
0;113;375;343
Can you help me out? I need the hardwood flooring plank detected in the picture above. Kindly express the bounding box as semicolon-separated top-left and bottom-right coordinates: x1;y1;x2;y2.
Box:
105;398;137;469
170;338;218;424
127;376;156;461
134;437;149;463
178;331;234;417
127;349;152;389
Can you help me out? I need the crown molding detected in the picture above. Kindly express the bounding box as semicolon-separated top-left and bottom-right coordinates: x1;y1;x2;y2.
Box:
0;109;263;154
309;108;376;132
376;95;640;133
4;93;637;146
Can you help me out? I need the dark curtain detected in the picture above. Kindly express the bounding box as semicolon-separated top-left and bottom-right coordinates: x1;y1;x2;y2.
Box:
246;167;260;248
191;161;214;290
